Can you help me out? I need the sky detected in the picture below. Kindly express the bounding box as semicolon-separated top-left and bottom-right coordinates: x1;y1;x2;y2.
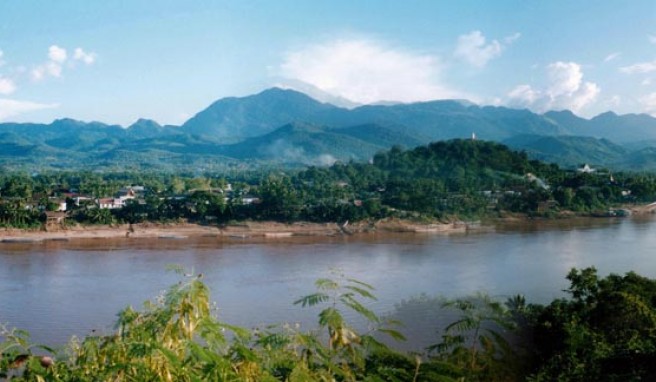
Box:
0;0;655;126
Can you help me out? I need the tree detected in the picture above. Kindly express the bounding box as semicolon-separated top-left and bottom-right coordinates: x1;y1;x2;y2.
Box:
428;294;519;381
529;268;656;381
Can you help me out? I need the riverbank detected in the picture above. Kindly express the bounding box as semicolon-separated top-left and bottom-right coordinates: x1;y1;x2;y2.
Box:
0;218;468;243
4;205;653;244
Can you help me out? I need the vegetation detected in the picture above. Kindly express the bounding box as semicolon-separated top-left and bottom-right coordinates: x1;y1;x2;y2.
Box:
1;267;655;381
7;88;656;171
2;140;656;229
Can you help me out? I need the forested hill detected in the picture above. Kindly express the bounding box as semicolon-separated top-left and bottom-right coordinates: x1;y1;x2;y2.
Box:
280;139;651;221
3;139;656;227
298;139;554;195
373;139;548;179
269;139;558;221
5;88;656;171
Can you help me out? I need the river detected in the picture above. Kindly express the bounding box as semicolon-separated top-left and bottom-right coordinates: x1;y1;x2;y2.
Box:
1;216;655;351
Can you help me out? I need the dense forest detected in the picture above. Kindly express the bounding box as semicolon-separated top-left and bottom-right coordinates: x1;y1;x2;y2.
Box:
2;139;656;229
2;267;655;381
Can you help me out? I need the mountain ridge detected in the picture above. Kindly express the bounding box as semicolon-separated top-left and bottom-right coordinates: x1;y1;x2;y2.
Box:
3;87;656;171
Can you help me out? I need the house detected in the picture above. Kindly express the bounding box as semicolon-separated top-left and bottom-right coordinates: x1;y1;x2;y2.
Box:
95;186;144;210
74;196;94;207
118;186;145;199
97;198;124;209
241;196;261;205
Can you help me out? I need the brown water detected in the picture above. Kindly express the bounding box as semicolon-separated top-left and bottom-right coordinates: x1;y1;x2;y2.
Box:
1;216;655;351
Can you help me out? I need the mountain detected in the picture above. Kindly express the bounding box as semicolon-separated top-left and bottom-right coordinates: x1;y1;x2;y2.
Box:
126;118;180;139
503;135;627;168
216;122;423;164
544;110;656;144
181;88;340;140
3;87;656;171
180;89;567;143
618;147;656;171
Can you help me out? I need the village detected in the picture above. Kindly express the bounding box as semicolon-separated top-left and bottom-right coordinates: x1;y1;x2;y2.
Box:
0;181;262;229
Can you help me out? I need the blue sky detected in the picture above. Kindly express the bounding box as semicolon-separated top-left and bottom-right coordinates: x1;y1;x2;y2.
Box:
0;1;655;125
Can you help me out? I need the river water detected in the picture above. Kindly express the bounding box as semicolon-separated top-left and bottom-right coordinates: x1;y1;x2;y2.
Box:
1;216;655;351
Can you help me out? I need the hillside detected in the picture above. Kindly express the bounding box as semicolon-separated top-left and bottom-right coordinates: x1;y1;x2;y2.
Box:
181;88;340;140
217;122;423;164
2;87;656;171
503;135;627;168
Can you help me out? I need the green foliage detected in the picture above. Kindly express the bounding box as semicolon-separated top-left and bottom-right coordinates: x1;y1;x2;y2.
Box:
3;139;656;228
428;294;520;381
291;272;416;380
526;267;656;381
2;268;656;381
0;271;433;382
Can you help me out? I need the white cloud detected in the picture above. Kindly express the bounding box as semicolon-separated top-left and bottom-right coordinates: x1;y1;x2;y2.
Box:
507;84;539;105
31;62;62;81
279;38;460;104
31;67;45;81
640;92;656;115
547;62;583;95
604;52;621;62
0;98;58;121
48;45;67;63
73;48;96;65
0;76;16;95
454;30;519;68
620;60;656;74
642;78;652;86
507;61;600;113
504;32;522;44
31;45;94;81
605;95;621;108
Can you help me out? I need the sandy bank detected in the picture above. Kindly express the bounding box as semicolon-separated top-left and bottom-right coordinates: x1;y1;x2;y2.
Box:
0;219;467;243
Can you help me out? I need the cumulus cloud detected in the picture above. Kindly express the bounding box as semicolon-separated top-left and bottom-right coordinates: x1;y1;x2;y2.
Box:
507;84;539;105
31;45;95;81
604;52;621;62
48;45;67;63
0;98;58;121
73;48;96;64
454;30;519;68
507;61;600;113
0;76;16;95
279;38;460;104
620;60;656;74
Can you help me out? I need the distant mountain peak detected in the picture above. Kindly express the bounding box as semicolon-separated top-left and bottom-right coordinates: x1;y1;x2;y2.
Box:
544;110;577;117
271;80;361;109
593;111;619;120
52;117;83;125
180;87;339;139
128;118;162;129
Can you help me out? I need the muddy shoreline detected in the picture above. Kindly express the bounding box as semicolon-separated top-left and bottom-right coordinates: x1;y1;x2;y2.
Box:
0;218;469;244
3;205;654;244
